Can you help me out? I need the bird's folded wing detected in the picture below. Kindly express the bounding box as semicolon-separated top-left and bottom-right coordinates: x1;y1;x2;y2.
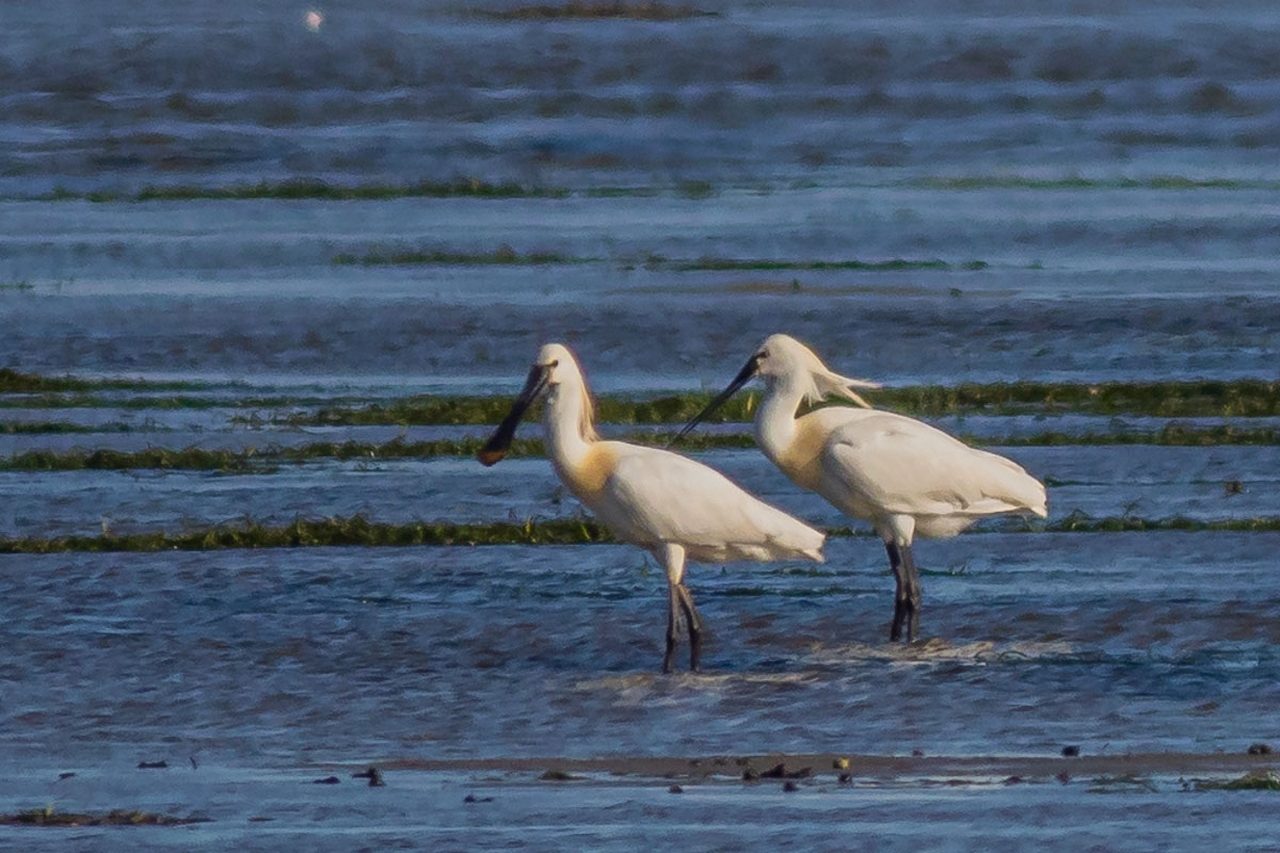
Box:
605;448;822;553
824;417;1041;517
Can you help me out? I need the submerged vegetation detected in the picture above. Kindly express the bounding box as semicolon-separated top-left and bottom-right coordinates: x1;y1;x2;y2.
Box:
0;368;203;395
912;175;1280;191
1194;771;1280;791
332;245;588;267
277;380;1280;427
478;2;717;20
325;247;981;271
30;178;570;204
3;515;1279;554
0;808;209;827
2;425;1276;473
0;516;613;553
666;257;982;272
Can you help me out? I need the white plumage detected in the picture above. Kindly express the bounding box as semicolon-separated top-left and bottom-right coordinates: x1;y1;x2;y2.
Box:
678;333;1047;642
479;342;824;672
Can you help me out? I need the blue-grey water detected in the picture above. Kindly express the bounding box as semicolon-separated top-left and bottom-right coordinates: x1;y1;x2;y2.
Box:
2;0;1279;848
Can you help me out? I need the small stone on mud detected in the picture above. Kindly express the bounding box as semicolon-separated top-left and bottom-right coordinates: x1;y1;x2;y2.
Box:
137;761;168;770
1247;743;1273;755
464;794;494;803
832;757;850;770
313;776;340;785
782;780;799;792
57;772;76;780
911;749;925;757
668;784;683;794
1061;745;1080;757
838;773;853;784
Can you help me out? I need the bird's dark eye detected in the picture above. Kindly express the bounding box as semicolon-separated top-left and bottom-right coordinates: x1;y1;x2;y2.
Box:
548;359;560;368
756;350;768;361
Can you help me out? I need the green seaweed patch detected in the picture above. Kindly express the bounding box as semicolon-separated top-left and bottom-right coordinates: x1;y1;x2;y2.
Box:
279;392;763;428
4;515;1280;554
0;368;212;395
273;380;1280;428
33;178;569;204
1;420;134;435
1195;771;1280;791
0;390;324;412
0;808;210;827
877;380;1280;419
667;257;960;272
912;175;1269;191
0;516;614;554
0;280;35;292
333;244;590;267
481;2;717;21
985;425;1280;447
0;434;755;472
1045;515;1280;534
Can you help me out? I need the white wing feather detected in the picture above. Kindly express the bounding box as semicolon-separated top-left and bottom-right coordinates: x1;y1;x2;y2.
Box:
592;444;825;563
816;409;1047;528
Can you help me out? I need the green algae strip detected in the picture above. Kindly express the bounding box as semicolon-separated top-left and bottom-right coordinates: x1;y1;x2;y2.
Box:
333;246;592;266
5;370;1280;420
3;515;1280;554
4;424;1278;473
0;516;613;553
2;420;134;435
281;380;1280;426
0;808;210;827
666;257;981;272
478;2;717;20
29;178;570;203
326;248;974;270
1194;771;1280;791
0;368;218;395
911;175;1280;191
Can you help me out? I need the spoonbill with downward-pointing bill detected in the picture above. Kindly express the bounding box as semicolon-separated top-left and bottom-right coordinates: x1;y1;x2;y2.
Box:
675;333;1047;643
478;343;826;673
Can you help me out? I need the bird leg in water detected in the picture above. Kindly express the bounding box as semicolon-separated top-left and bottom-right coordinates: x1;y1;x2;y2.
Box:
660;542;703;673
663;582;703;673
676;583;702;671
885;541;922;642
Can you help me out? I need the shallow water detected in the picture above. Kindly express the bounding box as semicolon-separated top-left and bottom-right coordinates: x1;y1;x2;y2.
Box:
2;0;1279;846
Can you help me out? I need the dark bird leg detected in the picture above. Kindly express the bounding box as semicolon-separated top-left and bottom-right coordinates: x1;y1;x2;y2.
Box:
675;583;703;672
663;584;681;674
660;543;701;673
886;541;923;642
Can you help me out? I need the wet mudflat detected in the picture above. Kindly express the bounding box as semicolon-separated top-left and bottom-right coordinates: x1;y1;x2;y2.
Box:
4;0;1280;847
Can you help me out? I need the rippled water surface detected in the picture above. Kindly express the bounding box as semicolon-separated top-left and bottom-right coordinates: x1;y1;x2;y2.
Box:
2;0;1279;848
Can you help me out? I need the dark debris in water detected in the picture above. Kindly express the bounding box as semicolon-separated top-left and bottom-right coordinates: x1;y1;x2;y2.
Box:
539;768;580;781
352;766;386;787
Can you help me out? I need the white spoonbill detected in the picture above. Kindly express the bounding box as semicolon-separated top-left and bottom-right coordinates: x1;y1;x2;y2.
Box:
675;333;1047;643
478;343;826;673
